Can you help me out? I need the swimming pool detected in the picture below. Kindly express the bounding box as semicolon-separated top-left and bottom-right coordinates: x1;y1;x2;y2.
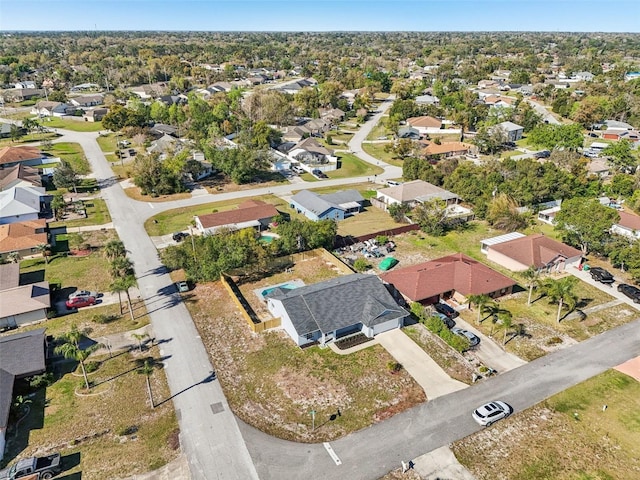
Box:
255;279;306;301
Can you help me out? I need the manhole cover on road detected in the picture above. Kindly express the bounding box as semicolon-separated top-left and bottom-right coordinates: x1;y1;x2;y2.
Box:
210;402;224;415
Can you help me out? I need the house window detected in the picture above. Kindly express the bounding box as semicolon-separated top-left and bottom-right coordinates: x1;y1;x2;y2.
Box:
305;332;315;340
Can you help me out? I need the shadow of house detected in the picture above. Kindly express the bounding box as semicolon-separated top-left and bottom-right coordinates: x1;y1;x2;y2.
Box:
0;329;48;461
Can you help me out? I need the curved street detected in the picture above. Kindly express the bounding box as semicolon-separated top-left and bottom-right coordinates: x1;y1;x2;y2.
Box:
7;99;640;479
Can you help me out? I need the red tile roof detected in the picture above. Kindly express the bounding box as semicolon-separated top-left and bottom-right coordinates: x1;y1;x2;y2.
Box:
488;234;582;269
197;200;279;229
0;219;47;254
381;253;515;302
407;116;442;129
0;146;42;166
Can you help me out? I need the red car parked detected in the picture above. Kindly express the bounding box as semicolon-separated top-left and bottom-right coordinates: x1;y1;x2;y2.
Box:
66;296;97;309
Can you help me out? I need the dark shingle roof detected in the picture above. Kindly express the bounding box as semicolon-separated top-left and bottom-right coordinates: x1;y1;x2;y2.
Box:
270;274;408;336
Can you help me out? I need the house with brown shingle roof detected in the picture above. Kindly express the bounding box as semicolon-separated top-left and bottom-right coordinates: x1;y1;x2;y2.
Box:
194;200;279;235
611;211;640;241
381;253;516;305
486;233;582;272
0;219;48;260
406;116;443;134
423;141;474;158
0;164;42;191
0;263;50;329
376;179;460;209
0;146;44;168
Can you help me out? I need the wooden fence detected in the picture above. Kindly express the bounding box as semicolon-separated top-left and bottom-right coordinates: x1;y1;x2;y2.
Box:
334;223;420;248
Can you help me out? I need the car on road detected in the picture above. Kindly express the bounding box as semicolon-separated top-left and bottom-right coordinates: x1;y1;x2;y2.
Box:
589;267;614;284
434;302;459;319
172;232;190;242
68;290;98;300
451;327;480;347
66;296;97;309
176;281;189;293
472;400;512;426
312;169;328;179
432;312;455;329
617;283;640;303
534;150;551;159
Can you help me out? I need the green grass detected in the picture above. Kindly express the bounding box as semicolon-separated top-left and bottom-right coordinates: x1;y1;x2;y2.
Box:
337;206;403;237
96;133;118;153
49;142;91;174
37;116;103;132
453;370;640;480
362;142;403;167
144;194;288;236
0;132;57;149
327;153;384;179
365;122;391;141
49;198;112;228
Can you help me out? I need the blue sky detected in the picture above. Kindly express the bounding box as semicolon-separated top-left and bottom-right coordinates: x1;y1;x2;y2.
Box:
1;1;639;32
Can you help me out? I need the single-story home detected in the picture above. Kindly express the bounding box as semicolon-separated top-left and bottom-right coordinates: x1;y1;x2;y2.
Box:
415;94;440;106
484;95;515;109
0;219;48;260
286;137;338;172
610;211;640;241
0;186;47;225
83;107;109;122
194;200;279;235
289;189;365;221
30;101;75;117
0;146;45;168
381;253;516;305
480;232;527;254
397;127;420;139
537;205;562;225
0;328;48;460
0;164;42;191
149;123;179;138
0;122;21;139
486;233;582;272
586;159;610;178
423;141;474;159
406;116;443;134
376;179;460;210
69;94;104;107
490;121;524;143
266;273;409;347
0;263;51;329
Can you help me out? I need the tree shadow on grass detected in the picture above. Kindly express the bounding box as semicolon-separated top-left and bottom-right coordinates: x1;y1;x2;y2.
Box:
2;388;46;466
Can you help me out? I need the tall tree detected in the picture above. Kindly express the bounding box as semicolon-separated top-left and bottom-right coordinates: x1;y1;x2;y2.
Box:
137;358;156;409
522;266;541;306
55;325;102;390
52;160;79;194
466;294;493;324
554;197;619;255
103;239;126;261
543;277;579;322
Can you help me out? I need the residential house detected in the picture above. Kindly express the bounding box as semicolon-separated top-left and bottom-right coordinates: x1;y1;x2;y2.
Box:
485;233;582;272
484;95;515;109
480;232;527;254
69;94;104;107
571;71;595;82
0;219;48;261
610;211;640;241
31;101;74;117
537;204;562;224
2;88;44;102
266;273;409;347
280;125;311;143
490;121;524;143
207;82;234;93
149;123;179;138
423;141;474;159
14;81;37;89
147;134;182;157
0;122;19;139
305;118;331;136
397;127;420;140
130;83;168;99
415;94;440;106
0;186;47;225
586;159;610;178
381;253;516;305
289;189;365;221
0;164;42;191
0;263;51;329
319;108;345;123
0;328;48;460
376;179;460;210
0;146;45;168
70;83;101;92
194;200;279;235
287;138;338;172
406;116;442;135
156;94;188;107
82;107;108;122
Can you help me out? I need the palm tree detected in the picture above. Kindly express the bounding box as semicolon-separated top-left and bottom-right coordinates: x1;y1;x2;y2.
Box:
500;314;513;347
35;243;51;264
54;324;102;390
483;304;512;336
131;332;149;352
6;251;20;264
103;240;126;261
137;359;156;409
467;294;493;324
522;266;541;306
110;255;133;279
111;275;137;322
543;277;579;322
110;279;125;315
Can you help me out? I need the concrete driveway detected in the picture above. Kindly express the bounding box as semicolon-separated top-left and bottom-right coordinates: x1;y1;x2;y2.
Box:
377;329;467;399
453;316;527;373
569;266;640;310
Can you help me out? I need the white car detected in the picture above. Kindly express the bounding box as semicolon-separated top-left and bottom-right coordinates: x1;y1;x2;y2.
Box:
68;290;98;300
472;401;512;426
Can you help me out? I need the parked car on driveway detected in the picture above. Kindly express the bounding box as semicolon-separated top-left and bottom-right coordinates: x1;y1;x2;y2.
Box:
451;327;480;347
617;283;640;303
68;290;97;300
432;312;455;329
434;301;459;319
472;400;512;426
311;169;328;179
534;150;551;159
589;267;614;284
66;296;97;309
172;232;190;242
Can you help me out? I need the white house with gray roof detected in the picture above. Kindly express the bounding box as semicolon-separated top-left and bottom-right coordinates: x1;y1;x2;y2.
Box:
290;189;365;221
490;121;524;143
0;186;47;225
266;273;408;347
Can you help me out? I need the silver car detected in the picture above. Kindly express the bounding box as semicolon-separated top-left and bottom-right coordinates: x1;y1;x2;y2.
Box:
451;327;480;347
68;290;98;300
472;401;512;426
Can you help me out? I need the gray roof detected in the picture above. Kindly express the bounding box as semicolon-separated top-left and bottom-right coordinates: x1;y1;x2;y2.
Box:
0;186;44;218
321;189;364;206
270;274;408;336
0;328;46;429
291;189;364;217
495;121;524;132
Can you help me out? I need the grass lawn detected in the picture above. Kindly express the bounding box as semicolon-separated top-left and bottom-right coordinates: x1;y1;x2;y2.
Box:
38;116;103;132
123;186;192;203
453;370;640;480
337;205;403;237
144;194;288;236
365;122;391;141
362;142;403;167
4;346;178;479
96;133;117;153
49;142;91;174
327;153;384;179
187;277;425;443
49;198;112;228
0;132;57;149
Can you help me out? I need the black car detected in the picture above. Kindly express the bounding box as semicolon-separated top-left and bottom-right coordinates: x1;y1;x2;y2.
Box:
172;231;190;242
618;284;640;303
434;302;459;319
589;267;614;284
534;150;551;159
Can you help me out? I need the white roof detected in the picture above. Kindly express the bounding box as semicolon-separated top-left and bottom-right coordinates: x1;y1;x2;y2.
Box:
0;186;44;218
590;142;609;150
481;232;526;247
